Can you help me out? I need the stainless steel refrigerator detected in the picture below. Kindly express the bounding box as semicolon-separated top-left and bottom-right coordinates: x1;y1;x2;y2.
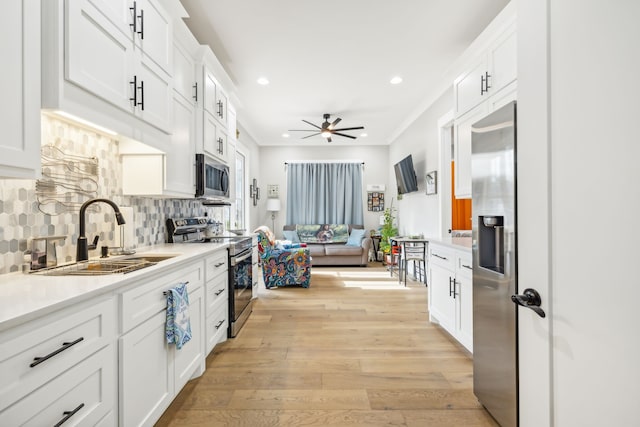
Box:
471;101;518;427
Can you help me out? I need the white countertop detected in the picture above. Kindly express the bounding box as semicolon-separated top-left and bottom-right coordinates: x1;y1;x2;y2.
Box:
0;242;229;332
426;236;473;251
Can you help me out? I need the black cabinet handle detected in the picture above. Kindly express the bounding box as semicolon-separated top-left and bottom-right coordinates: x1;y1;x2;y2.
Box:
433;253;447;260
461;264;472;270
193;82;198;102
511;288;546;318
448;277;454;297
129;75;138;106
53;403;84;427
30;337;84;368
215;319;225;329
137;8;144;39
129;2;137;34
214;262;225;267
138;80;144;110
214;288;224;296
484;71;491;91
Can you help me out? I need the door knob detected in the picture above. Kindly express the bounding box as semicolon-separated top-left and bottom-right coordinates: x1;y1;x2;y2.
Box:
511;288;546;318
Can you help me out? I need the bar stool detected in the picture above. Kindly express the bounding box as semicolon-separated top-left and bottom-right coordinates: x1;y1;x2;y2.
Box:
388;243;401;278
401;242;426;286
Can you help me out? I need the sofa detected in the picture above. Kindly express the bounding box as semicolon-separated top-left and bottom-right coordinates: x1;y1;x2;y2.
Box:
254;226;311;289
283;224;372;267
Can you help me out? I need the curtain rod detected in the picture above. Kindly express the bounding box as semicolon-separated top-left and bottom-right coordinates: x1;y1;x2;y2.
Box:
284;161;365;165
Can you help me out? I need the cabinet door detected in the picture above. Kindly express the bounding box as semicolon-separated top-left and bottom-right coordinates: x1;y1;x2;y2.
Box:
135;0;172;76
174;286;204;392
164;94;196;197
456;272;473;352
428;263;456;335
203;111;221;159
173;39;197;105
204;69;218;116
454;56;487;117
66;0;134;112
454;103;488;199
487;25;517;99
135;56;172;133
84;0;132;38
0;0;40;178
120;311;173;427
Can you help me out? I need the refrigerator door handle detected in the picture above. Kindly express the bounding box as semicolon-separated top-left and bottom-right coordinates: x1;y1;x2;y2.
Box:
511;288;546;318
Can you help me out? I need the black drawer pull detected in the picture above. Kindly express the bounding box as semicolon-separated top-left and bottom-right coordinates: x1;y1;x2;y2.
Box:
214;288;225;296
461;264;472;270
30;337;84;368
433;253;448;260
53;403;84;427
215;319;225;329
214;262;225;268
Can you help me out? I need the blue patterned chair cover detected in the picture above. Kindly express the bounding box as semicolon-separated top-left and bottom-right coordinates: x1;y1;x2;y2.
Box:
254;226;311;289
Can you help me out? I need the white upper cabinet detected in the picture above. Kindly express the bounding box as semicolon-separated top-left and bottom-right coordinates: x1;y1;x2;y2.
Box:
452;5;516;199
0;0;41;179
52;0;173;134
454;23;516;118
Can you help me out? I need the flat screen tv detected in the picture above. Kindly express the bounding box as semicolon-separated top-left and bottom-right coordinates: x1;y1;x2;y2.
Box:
394;154;418;194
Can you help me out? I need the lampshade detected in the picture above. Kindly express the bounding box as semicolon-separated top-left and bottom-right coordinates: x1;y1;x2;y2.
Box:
266;198;281;212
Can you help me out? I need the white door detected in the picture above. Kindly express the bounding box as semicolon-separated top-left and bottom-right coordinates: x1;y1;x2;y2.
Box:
517;1;640;425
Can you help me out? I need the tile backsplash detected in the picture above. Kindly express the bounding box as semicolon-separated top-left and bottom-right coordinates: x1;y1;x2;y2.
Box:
0;115;218;275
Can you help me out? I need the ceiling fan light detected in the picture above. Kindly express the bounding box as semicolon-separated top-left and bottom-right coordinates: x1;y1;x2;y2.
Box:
321;130;332;138
390;76;403;85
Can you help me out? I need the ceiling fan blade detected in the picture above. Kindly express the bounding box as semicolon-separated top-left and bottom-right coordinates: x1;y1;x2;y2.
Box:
302;133;321;139
288;129;319;132
332;126;365;131
302;120;322;130
327;137;332;143
332;132;357;139
328;118;342;129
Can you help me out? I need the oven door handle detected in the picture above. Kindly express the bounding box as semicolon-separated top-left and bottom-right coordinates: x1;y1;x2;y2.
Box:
231;251;252;265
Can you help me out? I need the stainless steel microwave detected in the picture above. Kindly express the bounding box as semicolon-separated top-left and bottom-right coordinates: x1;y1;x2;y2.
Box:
195;154;229;198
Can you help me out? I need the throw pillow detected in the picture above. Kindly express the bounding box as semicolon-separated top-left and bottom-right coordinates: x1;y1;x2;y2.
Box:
282;229;300;243
346;228;366;246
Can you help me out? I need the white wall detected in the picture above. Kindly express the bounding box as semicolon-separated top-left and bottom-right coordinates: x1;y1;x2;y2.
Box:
257;145;389;238
388;88;453;239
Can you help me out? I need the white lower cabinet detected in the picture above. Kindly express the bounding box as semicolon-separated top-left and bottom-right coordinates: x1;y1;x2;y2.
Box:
205;251;229;355
0;296;117;425
119;260;206;427
428;243;473;352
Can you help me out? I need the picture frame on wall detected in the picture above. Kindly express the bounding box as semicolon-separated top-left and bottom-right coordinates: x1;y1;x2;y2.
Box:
426;171;437;195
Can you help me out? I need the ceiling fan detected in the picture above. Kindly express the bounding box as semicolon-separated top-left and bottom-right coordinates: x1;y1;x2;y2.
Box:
289;113;364;142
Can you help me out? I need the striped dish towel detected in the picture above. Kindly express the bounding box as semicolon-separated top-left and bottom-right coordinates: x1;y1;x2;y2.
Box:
165;283;192;350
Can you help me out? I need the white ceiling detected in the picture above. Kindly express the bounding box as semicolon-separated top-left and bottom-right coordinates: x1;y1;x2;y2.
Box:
180;0;510;146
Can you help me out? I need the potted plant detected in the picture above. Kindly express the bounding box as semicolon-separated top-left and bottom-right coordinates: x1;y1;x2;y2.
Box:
379;201;398;264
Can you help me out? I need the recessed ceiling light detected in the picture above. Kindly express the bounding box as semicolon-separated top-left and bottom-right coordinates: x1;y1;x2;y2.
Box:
282;133;289;138
390;76;403;85
257;77;270;85
360;133;368;137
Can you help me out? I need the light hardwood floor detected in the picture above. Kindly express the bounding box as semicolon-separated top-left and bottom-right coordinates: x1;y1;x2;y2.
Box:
156;264;498;427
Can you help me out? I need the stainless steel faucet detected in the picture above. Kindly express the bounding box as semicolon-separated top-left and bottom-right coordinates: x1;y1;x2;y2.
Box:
77;198;126;261
29;235;66;271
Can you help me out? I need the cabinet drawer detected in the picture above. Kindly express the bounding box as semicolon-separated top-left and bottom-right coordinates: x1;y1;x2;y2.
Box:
120;260;204;333
456;251;473;278
429;244;455;271
0;297;116;408
0;344;116;426
206;272;228;315
205;300;228;355
206;250;228;281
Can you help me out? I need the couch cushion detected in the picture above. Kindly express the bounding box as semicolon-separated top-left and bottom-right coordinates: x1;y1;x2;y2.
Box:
296;224;349;243
346;228;366;246
325;245;363;256
306;244;326;257
282;229;300;243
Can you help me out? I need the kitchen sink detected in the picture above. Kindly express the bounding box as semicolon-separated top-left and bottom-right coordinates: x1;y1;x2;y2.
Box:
33;254;178;276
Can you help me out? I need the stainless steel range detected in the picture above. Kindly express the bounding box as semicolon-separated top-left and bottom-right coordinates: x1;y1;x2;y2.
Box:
166;217;253;337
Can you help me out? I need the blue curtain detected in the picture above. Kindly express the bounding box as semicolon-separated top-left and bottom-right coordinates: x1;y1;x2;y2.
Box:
286;162;364;225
